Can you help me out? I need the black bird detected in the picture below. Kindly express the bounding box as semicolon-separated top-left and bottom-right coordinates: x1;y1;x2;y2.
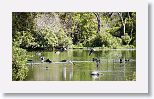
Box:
44;59;52;63
92;58;100;63
92;58;97;62
96;59;100;68
89;48;94;56
92;58;100;68
61;60;67;62
27;59;33;62
125;59;129;62
61;47;67;52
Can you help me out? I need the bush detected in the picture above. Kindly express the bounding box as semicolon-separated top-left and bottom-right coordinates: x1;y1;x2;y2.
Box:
12;46;29;81
35;28;58;49
121;33;131;45
13;31;37;49
56;29;72;48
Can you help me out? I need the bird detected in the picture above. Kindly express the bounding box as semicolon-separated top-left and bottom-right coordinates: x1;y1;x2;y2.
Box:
125;59;129;62
92;58;97;62
27;59;33;62
91;71;99;75
119;58;129;63
61;60;74;65
55;51;60;54
40;56;45;63
55;47;67;54
92;58;100;68
120;58;123;63
61;47;67;52
89;48;94;56
96;59;100;68
61;60;67;62
44;59;52;63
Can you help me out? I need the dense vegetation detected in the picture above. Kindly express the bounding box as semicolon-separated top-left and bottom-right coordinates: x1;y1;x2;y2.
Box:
12;12;136;80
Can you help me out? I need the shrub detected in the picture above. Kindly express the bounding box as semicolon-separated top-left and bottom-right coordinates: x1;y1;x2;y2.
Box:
12;46;29;81
121;33;131;45
35;28;58;49
13;31;37;49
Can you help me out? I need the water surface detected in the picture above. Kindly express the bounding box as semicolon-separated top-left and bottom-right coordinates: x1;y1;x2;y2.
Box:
26;49;136;81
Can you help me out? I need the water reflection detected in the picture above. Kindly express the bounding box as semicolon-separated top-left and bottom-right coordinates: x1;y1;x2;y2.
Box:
26;49;136;81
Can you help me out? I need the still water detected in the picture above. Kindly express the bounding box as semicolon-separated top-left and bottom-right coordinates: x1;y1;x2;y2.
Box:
26;49;136;81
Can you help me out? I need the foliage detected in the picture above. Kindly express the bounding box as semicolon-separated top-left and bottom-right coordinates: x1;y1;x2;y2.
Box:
12;12;36;34
56;28;72;47
12;46;29;81
34;28;58;49
13;31;37;49
121;33;131;45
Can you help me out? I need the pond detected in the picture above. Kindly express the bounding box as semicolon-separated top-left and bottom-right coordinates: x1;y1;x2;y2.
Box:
26;49;136;81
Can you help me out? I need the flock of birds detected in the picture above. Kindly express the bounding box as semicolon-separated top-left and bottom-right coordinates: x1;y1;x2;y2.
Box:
28;48;131;76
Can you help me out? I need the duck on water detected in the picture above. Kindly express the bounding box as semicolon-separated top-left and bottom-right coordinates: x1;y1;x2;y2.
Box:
40;56;52;63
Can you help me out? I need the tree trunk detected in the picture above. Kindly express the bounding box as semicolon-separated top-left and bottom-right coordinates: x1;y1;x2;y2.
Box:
118;12;126;35
94;12;101;33
128;12;133;39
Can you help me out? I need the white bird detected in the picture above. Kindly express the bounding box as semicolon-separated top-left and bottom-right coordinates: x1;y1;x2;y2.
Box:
55;51;60;55
91;71;99;75
40;56;45;63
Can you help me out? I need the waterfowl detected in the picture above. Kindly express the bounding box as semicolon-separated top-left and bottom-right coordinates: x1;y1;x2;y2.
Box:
61;47;67;52
91;74;99;80
44;59;52;63
125;59;129;62
91;71;99;75
92;58;100;68
55;51;60;54
27;59;33;62
40;56;45;63
120;58;123;63
119;58;129;63
92;58;97;62
89;48;94;56
61;60;67;62
61;60;74;65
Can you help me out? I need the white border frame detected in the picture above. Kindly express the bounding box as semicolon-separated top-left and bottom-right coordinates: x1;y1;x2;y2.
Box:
0;0;148;93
